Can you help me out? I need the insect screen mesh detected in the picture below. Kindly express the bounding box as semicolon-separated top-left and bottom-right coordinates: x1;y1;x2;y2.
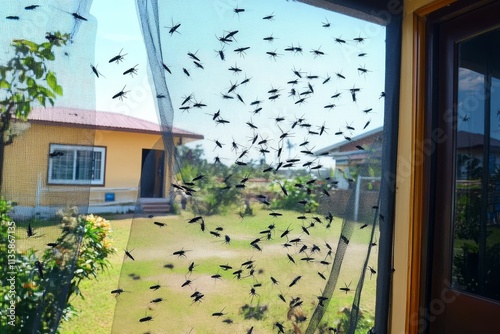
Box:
0;0;388;333
113;1;385;333
0;1;96;333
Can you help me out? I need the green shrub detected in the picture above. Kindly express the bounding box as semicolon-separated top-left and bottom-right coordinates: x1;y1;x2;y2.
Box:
0;201;116;333
240;303;268;320
270;176;319;213
337;306;374;333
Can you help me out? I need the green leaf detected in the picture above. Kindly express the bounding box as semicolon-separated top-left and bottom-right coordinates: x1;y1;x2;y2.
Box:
0;80;9;89
27;86;36;97
26;77;35;88
38;85;55;98
40;42;52;49
36;95;45;106
34;64;43;79
53;84;63;96
16;103;30;121
41;48;55;61
22;40;39;52
13;41;30;55
22;56;34;67
46;71;57;91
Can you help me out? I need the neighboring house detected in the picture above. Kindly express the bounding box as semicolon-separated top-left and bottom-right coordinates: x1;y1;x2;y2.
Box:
3;107;203;218
314;126;383;188
315;126;383;169
456;131;500;179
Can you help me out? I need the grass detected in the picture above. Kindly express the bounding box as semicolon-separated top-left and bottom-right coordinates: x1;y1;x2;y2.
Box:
17;206;378;333
60;217;132;334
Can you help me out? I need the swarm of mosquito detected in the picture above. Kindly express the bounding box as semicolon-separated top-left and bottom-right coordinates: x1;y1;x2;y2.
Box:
75;2;383;333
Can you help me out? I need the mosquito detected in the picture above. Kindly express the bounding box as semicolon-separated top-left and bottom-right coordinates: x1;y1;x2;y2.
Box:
340;281;352;294
112;86;129;101
124;248;135;261
162;62;172;74
263;12;275;20
166;19;181;35
234;46;250;57
310;47;325;57
109;48;127;64
263;34;276;42
90;64;104;78
123;64;138;76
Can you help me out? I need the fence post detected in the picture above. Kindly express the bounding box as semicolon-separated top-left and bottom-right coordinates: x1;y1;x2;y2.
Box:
354;175;362;221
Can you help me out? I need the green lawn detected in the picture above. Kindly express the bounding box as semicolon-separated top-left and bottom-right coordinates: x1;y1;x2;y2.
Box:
58;216;132;334
20;207;377;333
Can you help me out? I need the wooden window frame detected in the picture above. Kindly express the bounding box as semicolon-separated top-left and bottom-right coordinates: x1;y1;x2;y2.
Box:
409;1;497;333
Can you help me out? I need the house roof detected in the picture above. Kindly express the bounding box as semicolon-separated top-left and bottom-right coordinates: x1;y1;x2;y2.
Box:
457;131;500;150
314;126;383;156
25;107;204;140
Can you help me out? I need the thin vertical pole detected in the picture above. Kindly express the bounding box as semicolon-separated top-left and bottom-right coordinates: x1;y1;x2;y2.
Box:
354;175;362;221
478;63;491;294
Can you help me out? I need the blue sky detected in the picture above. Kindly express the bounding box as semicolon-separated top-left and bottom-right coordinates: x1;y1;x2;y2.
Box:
92;0;386;165
2;0;387;166
1;1;97;109
153;0;386;165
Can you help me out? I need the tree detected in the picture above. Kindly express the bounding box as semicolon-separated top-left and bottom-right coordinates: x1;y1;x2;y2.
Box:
0;32;69;189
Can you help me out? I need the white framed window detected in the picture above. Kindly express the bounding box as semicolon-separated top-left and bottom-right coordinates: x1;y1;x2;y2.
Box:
48;144;106;185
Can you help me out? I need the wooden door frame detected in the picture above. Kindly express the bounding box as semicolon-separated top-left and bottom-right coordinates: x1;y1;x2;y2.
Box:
410;1;498;333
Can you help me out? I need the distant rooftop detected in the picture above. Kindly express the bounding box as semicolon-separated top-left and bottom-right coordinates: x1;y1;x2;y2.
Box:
25;107;204;140
314;126;383;156
457;131;500;149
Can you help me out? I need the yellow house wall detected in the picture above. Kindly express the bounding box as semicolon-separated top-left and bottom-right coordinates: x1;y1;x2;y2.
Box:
4;123;95;207
93;129;165;203
4;122;168;208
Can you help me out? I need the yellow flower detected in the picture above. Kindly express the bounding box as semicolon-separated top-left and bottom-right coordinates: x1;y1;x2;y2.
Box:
103;237;114;250
23;282;36;290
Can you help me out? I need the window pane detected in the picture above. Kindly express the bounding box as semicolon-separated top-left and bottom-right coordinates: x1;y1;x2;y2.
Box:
452;28;500;302
76;149;94;181
50;149;74;180
93;151;102;181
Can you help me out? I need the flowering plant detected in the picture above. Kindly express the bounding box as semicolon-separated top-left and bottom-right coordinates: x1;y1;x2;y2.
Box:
0;202;116;333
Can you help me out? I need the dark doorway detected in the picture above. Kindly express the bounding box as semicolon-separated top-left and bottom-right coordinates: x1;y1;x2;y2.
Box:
428;1;500;333
140;149;164;198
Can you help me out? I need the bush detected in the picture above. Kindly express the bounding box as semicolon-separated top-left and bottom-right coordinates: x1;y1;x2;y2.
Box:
337;306;374;333
270;176;319;213
0;201;116;333
240;303;268;320
455;192;481;242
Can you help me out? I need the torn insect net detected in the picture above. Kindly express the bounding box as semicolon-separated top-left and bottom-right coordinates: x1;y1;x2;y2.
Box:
113;0;386;333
